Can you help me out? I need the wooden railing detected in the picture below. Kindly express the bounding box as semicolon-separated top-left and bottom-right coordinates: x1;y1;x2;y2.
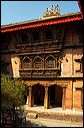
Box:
19;68;61;78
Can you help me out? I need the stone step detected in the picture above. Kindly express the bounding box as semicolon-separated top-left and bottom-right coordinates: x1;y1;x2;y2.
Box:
26;112;37;119
26;110;83;123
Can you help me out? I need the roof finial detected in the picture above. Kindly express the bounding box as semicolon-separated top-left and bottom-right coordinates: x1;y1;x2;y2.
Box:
43;4;60;17
55;4;60;16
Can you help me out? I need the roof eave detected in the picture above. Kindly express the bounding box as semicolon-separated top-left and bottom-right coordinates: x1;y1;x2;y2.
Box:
1;12;82;33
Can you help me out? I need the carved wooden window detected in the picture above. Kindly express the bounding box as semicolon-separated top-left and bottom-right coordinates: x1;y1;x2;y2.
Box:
46;57;54;68
34;58;42;69
45;30;53;41
22;57;31;68
75;57;83;73
33;31;40;42
48;59;54;68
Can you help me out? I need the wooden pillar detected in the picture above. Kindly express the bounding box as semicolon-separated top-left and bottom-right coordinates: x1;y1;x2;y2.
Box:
44;86;49;109
48;89;50;108
62;87;66;110
28;86;32;108
81;87;83;110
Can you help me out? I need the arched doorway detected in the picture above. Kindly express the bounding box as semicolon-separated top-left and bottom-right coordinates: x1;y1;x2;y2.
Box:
49;85;63;108
32;84;45;106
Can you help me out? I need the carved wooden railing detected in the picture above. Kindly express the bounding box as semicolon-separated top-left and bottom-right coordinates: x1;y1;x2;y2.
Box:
16;40;62;54
19;68;61;78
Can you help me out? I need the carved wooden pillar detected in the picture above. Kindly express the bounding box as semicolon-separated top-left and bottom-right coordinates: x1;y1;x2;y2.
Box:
32;86;34;106
81;87;83;110
42;55;45;69
48;88;50;108
62;87;66;110
19;57;22;69
44;86;49;109
28;86;32;108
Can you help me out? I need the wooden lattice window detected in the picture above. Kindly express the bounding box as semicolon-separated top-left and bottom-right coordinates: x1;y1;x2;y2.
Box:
75;57;83;73
22;57;31;68
34;58;42;69
46;57;55;68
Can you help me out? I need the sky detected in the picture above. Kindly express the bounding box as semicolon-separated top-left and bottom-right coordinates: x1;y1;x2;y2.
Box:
1;1;80;25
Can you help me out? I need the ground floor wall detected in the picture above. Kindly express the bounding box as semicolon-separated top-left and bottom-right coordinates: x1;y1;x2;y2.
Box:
25;79;83;111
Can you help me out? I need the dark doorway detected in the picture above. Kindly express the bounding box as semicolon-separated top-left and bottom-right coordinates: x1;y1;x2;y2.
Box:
49;85;63;108
55;85;63;107
49;85;55;107
32;84;45;106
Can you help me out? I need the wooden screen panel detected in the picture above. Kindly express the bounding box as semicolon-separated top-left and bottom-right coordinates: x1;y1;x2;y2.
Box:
34;58;42;69
48;59;54;68
22;58;31;68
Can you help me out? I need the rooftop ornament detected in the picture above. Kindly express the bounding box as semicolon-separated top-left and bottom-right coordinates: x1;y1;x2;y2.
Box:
43;4;60;18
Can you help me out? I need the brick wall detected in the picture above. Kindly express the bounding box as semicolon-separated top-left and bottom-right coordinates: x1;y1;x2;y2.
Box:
60;48;83;77
61;49;73;77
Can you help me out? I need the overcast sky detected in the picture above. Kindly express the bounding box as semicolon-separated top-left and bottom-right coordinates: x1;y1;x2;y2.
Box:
1;1;80;25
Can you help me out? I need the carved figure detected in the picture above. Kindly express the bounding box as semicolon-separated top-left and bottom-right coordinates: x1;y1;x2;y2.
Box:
44;8;49;17
55;4;60;16
43;4;60;17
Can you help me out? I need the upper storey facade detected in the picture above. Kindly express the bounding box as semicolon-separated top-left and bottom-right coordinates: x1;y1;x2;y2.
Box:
1;5;83;79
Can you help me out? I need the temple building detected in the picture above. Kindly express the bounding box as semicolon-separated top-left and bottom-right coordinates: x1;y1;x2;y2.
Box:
1;3;83;111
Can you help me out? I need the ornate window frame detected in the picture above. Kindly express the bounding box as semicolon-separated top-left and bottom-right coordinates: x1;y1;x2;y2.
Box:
22;57;31;69
45;55;56;69
33;56;43;69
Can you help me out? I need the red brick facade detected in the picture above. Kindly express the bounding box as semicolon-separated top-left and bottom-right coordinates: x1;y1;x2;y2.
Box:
1;11;83;111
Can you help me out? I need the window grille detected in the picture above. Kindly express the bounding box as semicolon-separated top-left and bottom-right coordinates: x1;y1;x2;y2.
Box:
34;58;42;69
48;59;54;68
22;58;31;68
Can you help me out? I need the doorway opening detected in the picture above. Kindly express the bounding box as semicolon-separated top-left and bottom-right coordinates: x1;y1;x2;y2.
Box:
49;85;55;107
49;85;63;108
55;85;63;107
32;84;45;106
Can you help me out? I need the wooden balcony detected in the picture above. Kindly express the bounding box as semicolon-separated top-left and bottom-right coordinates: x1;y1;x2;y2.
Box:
19;68;61;79
16;40;62;54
